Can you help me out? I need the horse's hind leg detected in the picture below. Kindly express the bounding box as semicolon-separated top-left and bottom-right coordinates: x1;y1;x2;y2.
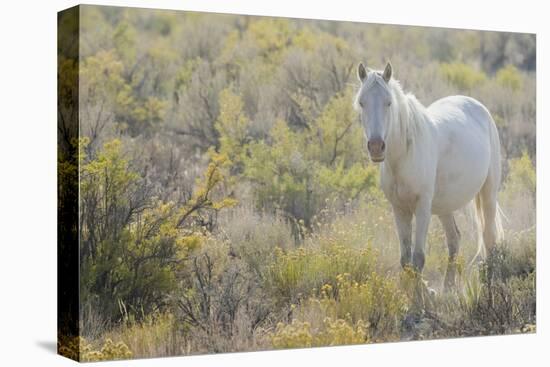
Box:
413;197;432;272
439;213;461;290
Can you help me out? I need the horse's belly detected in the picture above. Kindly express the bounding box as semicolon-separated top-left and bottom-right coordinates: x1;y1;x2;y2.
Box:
431;142;490;215
431;178;484;215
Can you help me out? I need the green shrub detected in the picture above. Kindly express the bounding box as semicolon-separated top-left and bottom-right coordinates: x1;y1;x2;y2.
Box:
248;18;293;62
440;62;487;90
79;140;236;321
499;151;536;231
503;151;536;198
242;90;377;226
215;88;251;173
244;121;318;225
496;65;523;91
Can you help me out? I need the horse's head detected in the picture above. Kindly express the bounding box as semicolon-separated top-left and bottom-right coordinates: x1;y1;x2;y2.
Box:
355;62;393;163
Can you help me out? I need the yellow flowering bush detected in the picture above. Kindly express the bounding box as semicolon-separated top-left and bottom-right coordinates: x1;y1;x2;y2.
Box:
270;317;367;349
271;320;314;348
58;336;133;362
58;335;81;361
317;273;407;339
269;271;407;348
315;318;368;346
267;243;375;304
81;338;133;362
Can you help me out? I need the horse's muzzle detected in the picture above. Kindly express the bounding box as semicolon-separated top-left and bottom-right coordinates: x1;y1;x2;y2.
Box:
367;138;386;162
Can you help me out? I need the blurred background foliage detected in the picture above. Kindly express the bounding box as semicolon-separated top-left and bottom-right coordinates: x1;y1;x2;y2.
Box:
58;5;536;359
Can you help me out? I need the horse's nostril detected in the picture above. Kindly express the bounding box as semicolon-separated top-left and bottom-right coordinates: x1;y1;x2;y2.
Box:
367;139;385;153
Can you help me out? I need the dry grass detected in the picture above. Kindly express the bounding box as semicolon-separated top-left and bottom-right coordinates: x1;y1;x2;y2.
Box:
86;180;535;356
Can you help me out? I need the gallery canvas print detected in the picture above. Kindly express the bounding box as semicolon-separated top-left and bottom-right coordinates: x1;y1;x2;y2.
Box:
57;4;536;362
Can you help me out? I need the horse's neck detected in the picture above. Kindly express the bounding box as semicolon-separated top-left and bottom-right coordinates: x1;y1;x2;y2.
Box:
384;89;430;171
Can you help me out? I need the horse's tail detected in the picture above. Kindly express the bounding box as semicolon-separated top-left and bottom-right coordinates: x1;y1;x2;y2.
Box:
471;194;486;266
469;105;504;268
470;196;505;267
489;112;505;245
495;203;505;243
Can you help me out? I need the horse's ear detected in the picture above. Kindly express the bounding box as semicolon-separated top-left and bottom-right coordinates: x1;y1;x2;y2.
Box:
357;63;368;82
382;61;392;83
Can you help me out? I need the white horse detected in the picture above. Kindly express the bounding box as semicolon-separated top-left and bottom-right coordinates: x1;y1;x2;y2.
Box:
354;62;503;289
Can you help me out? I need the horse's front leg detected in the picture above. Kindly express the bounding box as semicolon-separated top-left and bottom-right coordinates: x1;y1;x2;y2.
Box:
392;205;413;268
413;198;432;272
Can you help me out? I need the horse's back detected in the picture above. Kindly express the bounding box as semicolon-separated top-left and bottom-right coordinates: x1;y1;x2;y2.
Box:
428;95;493;130
427;96;496;214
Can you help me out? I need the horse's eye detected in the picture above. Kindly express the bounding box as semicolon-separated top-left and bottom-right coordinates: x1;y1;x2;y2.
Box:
359;101;364;108
386;101;392;107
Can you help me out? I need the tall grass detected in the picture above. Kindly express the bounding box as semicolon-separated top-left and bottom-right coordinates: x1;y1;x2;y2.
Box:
103;313;180;358
84;152;536;356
